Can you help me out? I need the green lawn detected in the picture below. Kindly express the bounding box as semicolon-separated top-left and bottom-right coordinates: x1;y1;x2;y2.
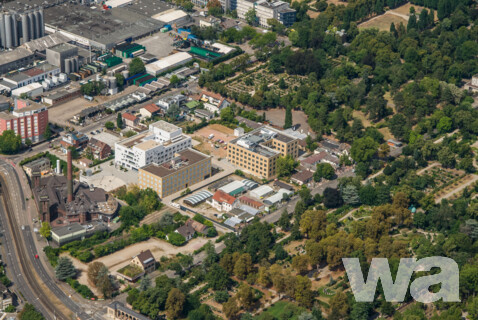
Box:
256;301;305;319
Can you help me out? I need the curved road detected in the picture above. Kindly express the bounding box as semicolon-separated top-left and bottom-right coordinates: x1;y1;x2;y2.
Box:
0;160;95;320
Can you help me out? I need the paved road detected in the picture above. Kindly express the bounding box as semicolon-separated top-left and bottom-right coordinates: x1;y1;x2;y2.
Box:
261;168;355;224
0;159;104;320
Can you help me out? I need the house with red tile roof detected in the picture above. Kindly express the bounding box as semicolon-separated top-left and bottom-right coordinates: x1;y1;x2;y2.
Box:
140;103;161;118
122;112;139;128
239;196;264;210
209;190;238;212
200;90;230;114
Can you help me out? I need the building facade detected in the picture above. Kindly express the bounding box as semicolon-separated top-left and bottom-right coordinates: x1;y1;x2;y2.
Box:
115;120;192;170
0;99;48;143
227;126;299;179
138;149;211;198
131;250;156;274
46;43;79;73
236;0;295;28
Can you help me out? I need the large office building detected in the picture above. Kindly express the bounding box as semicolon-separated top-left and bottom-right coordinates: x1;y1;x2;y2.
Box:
236;0;296;27
115;120;192;170
0;98;48;143
227;126;299;179
138;149;211;198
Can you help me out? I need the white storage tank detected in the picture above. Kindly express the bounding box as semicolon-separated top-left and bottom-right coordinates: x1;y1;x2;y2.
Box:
59;73;67;82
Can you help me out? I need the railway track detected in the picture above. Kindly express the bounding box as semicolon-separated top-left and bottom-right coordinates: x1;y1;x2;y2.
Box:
0;174;69;320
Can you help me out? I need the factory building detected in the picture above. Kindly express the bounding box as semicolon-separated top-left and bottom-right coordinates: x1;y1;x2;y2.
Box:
0;98;48;143
145;52;193;76
0;8;45;49
115;120;192;170
46;43;79;74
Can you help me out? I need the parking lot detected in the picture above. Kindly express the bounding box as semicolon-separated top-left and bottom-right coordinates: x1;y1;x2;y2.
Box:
136;32;176;59
79;161;138;192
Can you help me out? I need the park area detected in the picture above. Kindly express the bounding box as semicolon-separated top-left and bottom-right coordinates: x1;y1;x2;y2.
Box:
192;124;236;158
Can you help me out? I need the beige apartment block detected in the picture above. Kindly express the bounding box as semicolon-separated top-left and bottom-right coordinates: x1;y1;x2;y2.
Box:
227;126;299;179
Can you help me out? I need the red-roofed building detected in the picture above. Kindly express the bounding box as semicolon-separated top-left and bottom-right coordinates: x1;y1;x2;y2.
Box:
122;112;139;128
239;196;265;210
140;104;161;118
200;90;230;114
88;138;112;160
209;190;238;212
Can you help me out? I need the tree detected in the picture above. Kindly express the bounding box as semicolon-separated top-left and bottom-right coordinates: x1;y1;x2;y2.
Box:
438;146;455;168
105;121;115;130
116;113;123;128
323;188;343;208
257;266;271;287
284;106;292;129
87;261;106;286
468;296;478;320
129;57;145;76
292;255;310;275
206;264;230;290
19;304;45;320
342;184;360;206
245;8;257;26
300;210;327;241
220;107;235;123
166;288;185;319
223;297;240;319
437;116;452;133
43;123;52;140
234;253;253;280
278;210;291;231
295;276;314;308
139;274;151;291
170;75;180;87
276;155;297;177
55;257;76;281
314;163;335;181
39;221;51;239
168;232;186;246
0;130;21;154
115;73;125;89
166;104;181;120
237;283;255;309
329;292;349;318
96;266;114;298
351;136;379;163
207;0;223;16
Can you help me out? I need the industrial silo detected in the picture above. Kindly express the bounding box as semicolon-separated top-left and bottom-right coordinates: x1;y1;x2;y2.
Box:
4;14;13;49
65;58;71;74
0;14;5;49
28;12;34;40
34;9;41;39
122;70;129;79
72;57;78;73
109;76;117;89
21;13;30;43
37;8;44;37
12;14;18;47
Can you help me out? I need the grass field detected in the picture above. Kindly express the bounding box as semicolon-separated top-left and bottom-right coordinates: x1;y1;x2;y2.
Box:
257;301;305;319
358;13;408;31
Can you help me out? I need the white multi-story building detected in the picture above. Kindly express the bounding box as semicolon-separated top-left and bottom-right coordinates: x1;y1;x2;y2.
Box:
237;0;296;28
115;120;192;170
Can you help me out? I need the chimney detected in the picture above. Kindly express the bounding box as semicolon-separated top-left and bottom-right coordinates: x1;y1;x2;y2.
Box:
67;149;73;203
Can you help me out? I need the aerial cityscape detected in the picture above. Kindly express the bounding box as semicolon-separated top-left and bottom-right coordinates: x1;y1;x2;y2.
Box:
0;0;474;319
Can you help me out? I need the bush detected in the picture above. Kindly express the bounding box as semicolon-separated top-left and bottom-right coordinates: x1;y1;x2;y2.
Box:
66;278;95;299
167;232;186;246
43;246;60;267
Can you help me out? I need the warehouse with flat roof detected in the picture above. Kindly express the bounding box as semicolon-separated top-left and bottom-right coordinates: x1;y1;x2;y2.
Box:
145;52;193;76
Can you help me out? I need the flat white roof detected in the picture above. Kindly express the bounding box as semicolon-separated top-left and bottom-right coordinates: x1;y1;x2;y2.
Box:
11;82;43;95
212;43;235;54
104;0;134;7
152;9;188;22
145;52;193;73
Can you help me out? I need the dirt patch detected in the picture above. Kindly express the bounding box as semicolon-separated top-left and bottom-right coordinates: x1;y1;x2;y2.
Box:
358;13;408;31
192;124;236;158
327;0;348;6
392;3;437;20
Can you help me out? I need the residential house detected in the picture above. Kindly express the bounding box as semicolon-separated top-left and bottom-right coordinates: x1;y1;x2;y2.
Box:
156;94;186;111
319;139;350;157
140;103;161;118
122;113;139;128
200;91;230;114
60;132;89;153
131;249;156;274
175;221;196;241
88;138;112;160
194;108;214;120
291;170;314;186
302;151;340;171
387;139;402;147
209;190;238;212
